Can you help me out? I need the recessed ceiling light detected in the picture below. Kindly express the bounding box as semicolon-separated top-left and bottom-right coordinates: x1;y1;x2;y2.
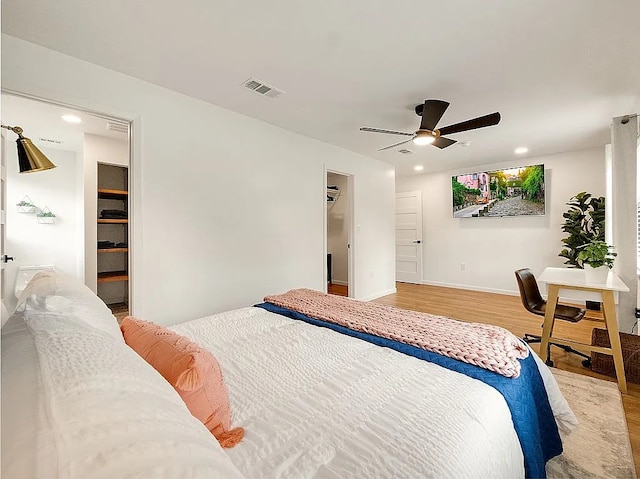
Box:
515;147;528;154
414;165;424;171
62;114;82;124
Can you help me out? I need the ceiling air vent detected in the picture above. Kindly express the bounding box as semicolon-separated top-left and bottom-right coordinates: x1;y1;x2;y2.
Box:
398;149;413;154
242;78;284;99
107;121;129;134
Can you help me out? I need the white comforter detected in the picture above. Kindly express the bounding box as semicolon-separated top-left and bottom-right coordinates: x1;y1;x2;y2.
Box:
172;307;576;479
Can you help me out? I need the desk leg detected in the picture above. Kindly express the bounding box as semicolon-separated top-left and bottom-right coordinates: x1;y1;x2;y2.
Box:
539;284;559;364
602;290;627;394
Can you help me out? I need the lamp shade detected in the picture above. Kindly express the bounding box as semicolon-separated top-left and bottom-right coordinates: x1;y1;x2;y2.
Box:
16;137;56;173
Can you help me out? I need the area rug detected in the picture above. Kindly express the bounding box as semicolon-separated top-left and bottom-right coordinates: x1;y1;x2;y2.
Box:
547;368;636;479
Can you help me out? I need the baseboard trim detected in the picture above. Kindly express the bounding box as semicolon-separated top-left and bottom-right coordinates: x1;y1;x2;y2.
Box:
330;280;348;286
420;280;589;305
421;280;519;297
360;288;397;302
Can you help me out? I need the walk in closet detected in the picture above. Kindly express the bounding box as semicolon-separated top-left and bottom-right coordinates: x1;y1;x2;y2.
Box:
97;163;129;318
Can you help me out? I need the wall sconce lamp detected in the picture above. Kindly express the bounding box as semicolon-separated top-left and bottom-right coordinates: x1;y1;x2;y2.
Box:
1;124;56;173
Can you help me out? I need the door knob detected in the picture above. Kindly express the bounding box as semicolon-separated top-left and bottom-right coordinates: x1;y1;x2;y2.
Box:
412;240;422;244
2;255;14;263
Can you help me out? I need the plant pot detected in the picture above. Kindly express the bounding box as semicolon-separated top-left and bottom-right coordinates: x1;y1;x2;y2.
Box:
584;265;610;284
37;216;55;224
16;195;36;214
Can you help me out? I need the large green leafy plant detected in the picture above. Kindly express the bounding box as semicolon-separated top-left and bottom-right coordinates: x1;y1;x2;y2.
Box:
559;192;606;268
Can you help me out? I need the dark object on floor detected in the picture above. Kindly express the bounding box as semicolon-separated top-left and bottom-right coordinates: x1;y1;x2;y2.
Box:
514;268;591;367
100;209;128;219
115;242;128;248
98;240;115;249
586;300;601;311
591;328;640;384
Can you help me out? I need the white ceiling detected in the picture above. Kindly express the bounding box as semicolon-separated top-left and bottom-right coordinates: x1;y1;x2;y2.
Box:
2;0;639;176
1;94;128;154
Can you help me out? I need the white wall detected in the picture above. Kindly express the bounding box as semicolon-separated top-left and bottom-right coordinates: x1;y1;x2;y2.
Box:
84;134;129;293
86;134;129;167
5;147;82;310
396;147;605;295
1;35;396;325
327;172;349;285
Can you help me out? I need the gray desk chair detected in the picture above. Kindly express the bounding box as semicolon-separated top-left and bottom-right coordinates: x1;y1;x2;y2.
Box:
515;268;591;367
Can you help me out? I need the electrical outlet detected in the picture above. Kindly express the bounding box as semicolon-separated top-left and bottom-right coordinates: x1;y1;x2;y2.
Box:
460;262;466;271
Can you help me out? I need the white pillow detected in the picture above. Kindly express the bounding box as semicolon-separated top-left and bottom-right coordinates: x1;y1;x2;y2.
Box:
15;270;123;341
1;309;245;479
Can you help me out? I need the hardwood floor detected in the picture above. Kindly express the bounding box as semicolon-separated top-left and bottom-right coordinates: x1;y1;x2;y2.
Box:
328;283;348;297
373;282;640;476
108;302;129;324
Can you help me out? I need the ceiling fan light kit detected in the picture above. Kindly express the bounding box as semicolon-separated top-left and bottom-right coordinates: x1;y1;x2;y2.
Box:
360;99;501;152
412;131;436;145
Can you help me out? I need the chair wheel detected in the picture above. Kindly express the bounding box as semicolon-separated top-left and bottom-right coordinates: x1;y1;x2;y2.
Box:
545;359;554;367
582;359;592;368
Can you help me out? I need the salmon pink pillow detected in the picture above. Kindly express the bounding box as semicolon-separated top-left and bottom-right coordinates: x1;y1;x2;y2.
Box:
121;316;244;447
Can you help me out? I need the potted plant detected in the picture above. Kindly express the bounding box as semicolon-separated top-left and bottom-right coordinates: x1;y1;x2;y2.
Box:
37;208;56;224
559;191;606;308
576;240;616;284
16;196;36;213
559;192;606;266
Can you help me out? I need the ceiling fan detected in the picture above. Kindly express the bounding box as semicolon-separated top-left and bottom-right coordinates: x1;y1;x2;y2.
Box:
360;100;501;151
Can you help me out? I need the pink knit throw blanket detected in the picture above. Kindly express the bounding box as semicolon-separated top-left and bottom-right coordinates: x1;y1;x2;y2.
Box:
264;289;529;378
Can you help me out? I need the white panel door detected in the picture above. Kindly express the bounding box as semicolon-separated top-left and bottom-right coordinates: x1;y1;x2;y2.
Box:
1;131;6;307
395;191;423;284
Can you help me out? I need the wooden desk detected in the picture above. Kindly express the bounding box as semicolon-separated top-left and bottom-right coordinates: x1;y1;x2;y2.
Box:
538;267;630;393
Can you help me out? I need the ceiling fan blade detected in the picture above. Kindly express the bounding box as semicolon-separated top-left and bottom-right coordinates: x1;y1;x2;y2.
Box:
438;112;501;136
360;127;414;136
378;138;414;151
432;136;457;149
419;100;450;131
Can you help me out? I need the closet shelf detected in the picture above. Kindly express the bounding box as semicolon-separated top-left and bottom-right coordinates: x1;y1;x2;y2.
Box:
97;271;129;283
97;162;130;319
98;188;128;200
98;248;128;254
98;219;128;224
327;186;340;203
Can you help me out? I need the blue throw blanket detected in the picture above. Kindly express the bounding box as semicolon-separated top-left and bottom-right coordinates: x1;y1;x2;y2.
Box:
256;302;562;479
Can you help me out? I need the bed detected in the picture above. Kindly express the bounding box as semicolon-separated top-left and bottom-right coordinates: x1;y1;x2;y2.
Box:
2;272;577;478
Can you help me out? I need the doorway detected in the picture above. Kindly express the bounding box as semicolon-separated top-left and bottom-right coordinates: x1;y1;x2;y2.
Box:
395;190;423;284
1;92;132;320
326;171;353;297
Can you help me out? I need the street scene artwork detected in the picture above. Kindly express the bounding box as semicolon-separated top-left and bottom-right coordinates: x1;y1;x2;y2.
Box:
452;164;545;218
